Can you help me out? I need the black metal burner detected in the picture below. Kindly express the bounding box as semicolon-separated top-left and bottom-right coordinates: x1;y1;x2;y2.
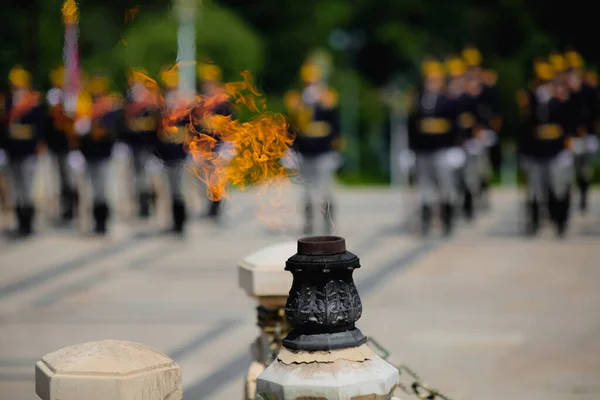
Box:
282;236;367;351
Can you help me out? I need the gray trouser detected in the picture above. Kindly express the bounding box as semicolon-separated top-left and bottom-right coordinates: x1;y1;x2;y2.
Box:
54;153;76;192
416;149;458;205
166;160;185;201
526;155;572;202
86;160;111;203
300;152;337;206
462;153;482;194
132;147;151;194
8;155;37;205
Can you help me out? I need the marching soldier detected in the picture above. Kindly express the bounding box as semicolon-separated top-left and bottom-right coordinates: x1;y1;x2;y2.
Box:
521;59;573;237
75;72;121;235
155;68;189;235
122;68;160;219
407;59;459;236
285;60;341;235
564;49;595;213
1;66;45;238
45;66;78;223
196;62;233;221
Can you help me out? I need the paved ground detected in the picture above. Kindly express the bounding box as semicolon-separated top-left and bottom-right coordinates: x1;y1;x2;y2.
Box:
1;175;600;399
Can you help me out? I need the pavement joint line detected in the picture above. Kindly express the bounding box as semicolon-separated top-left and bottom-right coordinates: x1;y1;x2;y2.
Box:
0;235;146;301
0;319;241;382
28;242;177;309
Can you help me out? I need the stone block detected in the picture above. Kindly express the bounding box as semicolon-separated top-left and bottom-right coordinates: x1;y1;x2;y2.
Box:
35;340;182;400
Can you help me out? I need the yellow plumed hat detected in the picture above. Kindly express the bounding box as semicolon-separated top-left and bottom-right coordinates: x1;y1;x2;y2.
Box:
534;59;554;81
445;56;466;77
422;59;445;79
87;74;109;95
462;46;482;67
49;66;65;87
549;52;566;72
9;65;32;88
565;50;583;69
76;91;93;117
300;62;322;84
160;67;178;88
198;63;222;82
128;67;151;85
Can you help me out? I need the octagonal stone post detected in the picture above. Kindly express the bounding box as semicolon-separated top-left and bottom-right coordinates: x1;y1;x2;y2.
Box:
35;340;182;400
256;236;400;400
238;241;297;400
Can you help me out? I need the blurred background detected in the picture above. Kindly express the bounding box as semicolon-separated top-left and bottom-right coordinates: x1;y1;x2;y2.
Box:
3;0;599;185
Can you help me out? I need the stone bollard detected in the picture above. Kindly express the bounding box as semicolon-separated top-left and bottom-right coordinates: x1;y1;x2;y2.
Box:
238;241;297;400
256;236;400;400
35;340;182;400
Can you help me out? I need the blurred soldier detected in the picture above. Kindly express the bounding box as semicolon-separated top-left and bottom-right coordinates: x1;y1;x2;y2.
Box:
196;62;233;221
565;49;596;212
453;51;487;221
155;68;189;235
1;66;45;238
285;60;341;235
407;59;459;236
75;73;121;235
122;68;160;219
522;60;573;237
480;67;502;209
461;45;496;213
45;66;78;223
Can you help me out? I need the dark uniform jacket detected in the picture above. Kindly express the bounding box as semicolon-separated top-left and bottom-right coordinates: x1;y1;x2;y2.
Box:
408;90;458;153
1;92;44;161
80;96;120;162
521;88;571;159
122;96;160;149
291;101;340;157
45;92;72;155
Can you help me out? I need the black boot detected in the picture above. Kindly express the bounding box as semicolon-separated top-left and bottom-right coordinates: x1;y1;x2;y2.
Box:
138;192;151;219
19;205;34;237
463;190;474;221
323;200;335;234
480;181;490;211
579;184;589;214
525;200;539;236
208;200;221;219
8;206;24;239
303;202;313;235
59;188;78;222
555;192;571;238
442;203;454;236
93;202;109;235
171;199;186;234
421;205;432;236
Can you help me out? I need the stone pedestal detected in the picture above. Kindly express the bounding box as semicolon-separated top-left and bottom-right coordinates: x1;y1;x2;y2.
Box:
35;340;182;400
256;236;400;400
238;241;297;400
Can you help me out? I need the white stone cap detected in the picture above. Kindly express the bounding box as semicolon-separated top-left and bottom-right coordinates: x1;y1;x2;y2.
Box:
35;340;182;400
238;241;296;298
257;351;400;400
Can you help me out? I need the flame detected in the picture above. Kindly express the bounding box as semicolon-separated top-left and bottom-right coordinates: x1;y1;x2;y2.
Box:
62;0;78;24
158;69;294;201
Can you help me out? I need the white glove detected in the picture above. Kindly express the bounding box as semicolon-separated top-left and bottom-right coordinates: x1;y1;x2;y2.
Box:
464;138;483;156
557;150;573;168
67;150;86;172
0;149;8;167
398;149;415;172
280;149;302;170
586;135;599;154
571;137;585;155
74;117;91;136
112;142;131;159
445;147;467;169
46;88;63;107
481;129;497;148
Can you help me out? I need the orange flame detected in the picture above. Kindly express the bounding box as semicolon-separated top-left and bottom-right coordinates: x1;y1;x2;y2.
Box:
184;71;293;201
